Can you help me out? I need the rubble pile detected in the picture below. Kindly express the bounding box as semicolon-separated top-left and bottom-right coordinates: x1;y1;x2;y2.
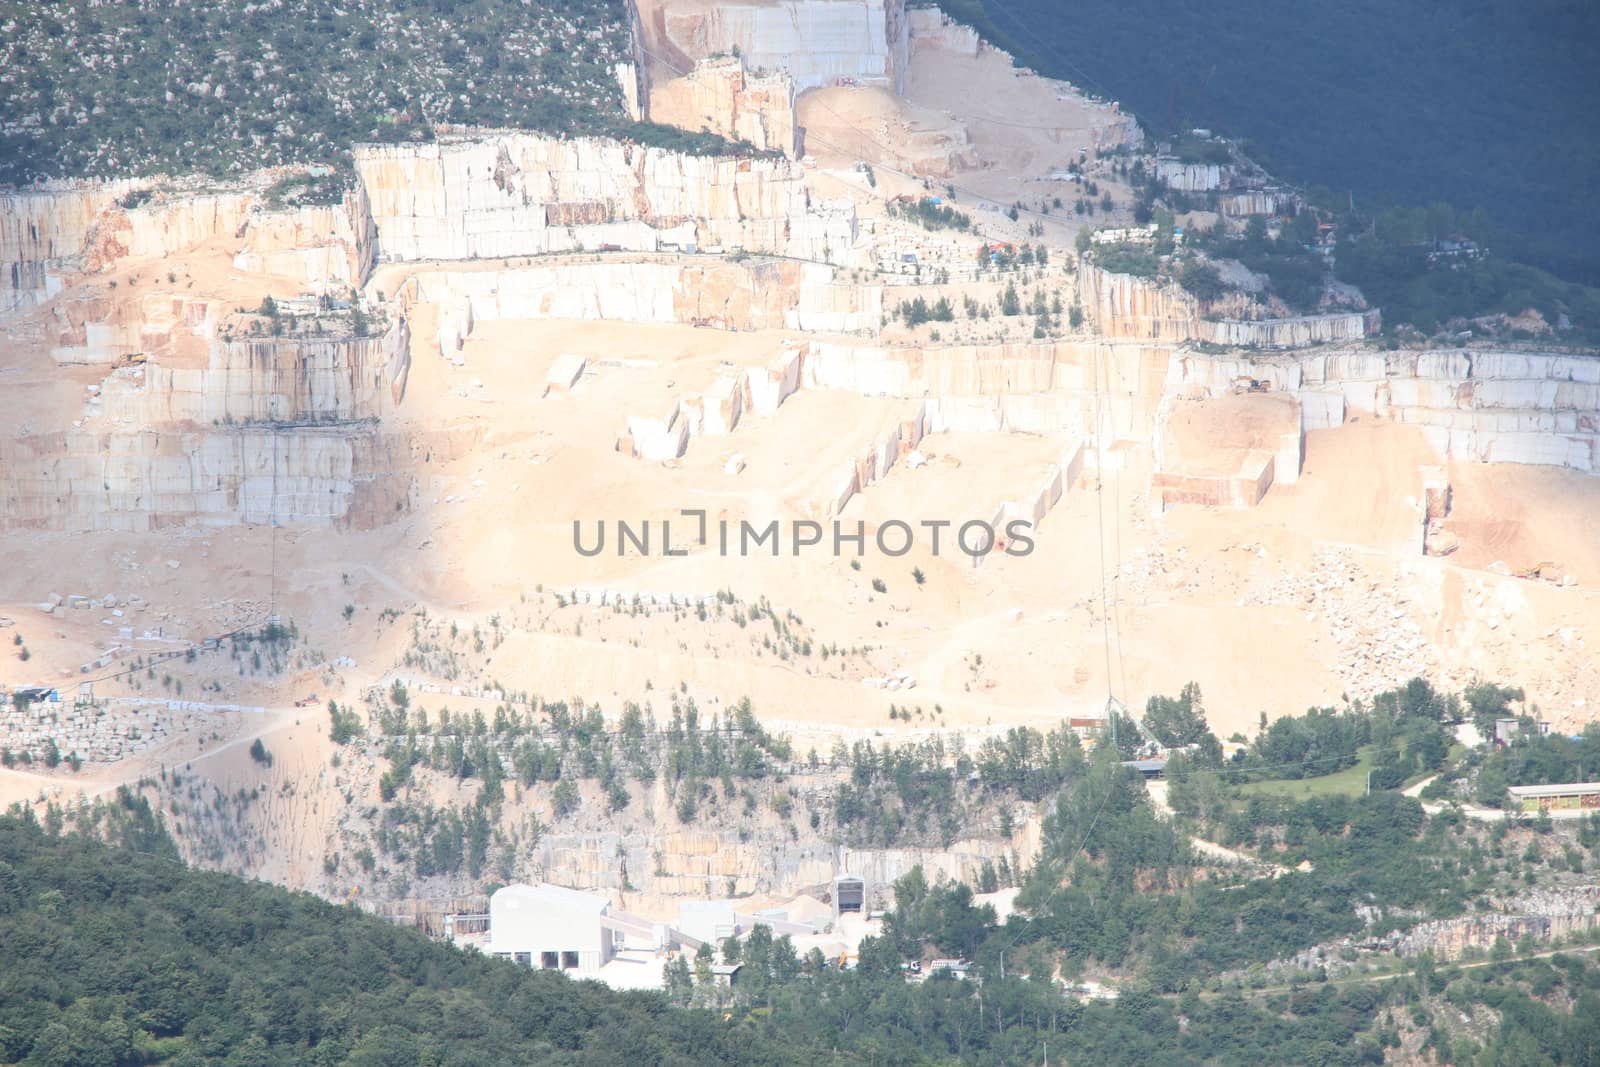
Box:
1246;548;1434;699
0;698;206;764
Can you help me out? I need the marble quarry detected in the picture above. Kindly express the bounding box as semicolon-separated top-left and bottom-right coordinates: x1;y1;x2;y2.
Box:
353;133;855;265
638;0;910;95
1173;347;1600;473
97;315;411;426
1150;393;1302;510
1;180;141;317
646;55;799;157
0;425;419;532
1079;265;1380;350
1154;159;1225;193
231;185;378;287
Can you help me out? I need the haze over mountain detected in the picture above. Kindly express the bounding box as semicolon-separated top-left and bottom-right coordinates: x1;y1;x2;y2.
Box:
945;0;1600;284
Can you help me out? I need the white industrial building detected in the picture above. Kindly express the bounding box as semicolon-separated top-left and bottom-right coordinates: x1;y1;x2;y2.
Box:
456;883;834;990
471;884;686;990
487;884;617;973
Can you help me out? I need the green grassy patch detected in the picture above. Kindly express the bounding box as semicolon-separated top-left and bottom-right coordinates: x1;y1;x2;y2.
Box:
1237;745;1377;799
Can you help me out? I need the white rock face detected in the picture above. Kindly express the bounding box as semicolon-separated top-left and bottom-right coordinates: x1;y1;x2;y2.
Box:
2;176;376;321
354;133;854;265
647;56;799;157
1079;265;1379;349
0;426;414;532
3;306;411;530
398;257;879;365
0;181;141;316
1198;311;1378;349
99;316;410;425
1175;347;1600;473
648;0;910;94
232;185;377;286
1154;159;1225;192
907;6;979;55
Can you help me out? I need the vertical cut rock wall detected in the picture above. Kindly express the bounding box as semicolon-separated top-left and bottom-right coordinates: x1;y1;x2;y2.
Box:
354;133;854;264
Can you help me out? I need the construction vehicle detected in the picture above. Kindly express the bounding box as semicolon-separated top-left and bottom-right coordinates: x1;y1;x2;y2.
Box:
1515;561;1559;581
115;351;148;369
1232;376;1270;394
294;693;320;707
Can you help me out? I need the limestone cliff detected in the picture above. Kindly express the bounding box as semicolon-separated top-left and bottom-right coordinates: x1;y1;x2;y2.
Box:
639;0;910;95
2;302;412;530
0;181;141;317
3;173;378;322
84;192;255;269
1198;310;1379;349
391;255;881;364
1173;346;1600;472
1080;264;1380;350
353;132;854;265
1077;264;1200;343
530;821;1035;898
647;56;799;157
232;183;377;287
100;315;410;426
0;425;416;532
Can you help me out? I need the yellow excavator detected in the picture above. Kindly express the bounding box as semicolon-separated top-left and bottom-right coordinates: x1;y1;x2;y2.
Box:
1515;561;1559;581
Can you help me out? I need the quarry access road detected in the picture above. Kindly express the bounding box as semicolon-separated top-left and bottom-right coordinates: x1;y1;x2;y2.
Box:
1406;775;1594;822
1144;779;1291;875
1174;943;1600;1004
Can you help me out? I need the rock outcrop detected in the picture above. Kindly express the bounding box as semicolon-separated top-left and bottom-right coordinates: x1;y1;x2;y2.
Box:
99;315;410;426
647;55;799;157
3;173;378;322
3;299;412;530
232;185;377;287
353;133;854;265
1154;158;1225;192
0;425;416;532
1172;346;1600;472
1079;265;1381;350
1;181;141;317
1077;265;1200;343
531;821;1032;899
84;192;255;269
638;0;910;95
1389;886;1600;961
1197;310;1379;349
394;255;881;363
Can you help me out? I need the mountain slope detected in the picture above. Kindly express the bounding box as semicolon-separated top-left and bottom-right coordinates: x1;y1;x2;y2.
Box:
941;0;1600;285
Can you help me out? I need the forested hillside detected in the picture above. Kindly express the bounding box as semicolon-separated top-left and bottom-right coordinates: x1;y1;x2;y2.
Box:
0;0;729;185
7;723;1600;1067
0;801;817;1066
943;0;1600;286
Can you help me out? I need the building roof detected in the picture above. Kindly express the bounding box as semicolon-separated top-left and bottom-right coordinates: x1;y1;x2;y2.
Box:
493;883;609;915
1507;782;1600;798
1122;758;1168;774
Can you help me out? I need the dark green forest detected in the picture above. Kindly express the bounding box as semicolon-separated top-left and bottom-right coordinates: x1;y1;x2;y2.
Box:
939;0;1600;287
6;679;1600;1064
6;779;1600;1066
0;0;738;185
